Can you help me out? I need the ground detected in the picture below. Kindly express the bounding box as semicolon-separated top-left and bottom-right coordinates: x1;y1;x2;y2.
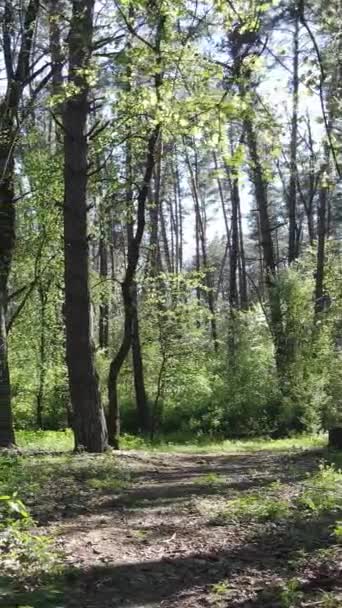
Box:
0;436;341;607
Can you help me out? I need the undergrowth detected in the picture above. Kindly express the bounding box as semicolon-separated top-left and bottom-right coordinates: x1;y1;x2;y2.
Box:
16;430;328;453
211;462;342;525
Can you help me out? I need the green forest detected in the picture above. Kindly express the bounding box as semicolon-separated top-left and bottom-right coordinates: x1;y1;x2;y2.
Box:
0;0;342;606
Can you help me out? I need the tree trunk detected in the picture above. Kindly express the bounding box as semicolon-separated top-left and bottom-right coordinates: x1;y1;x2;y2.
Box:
288;13;299;264
0;0;40;447
0;290;14;447
245;117;285;373
36;283;48;429
229;176;239;310
107;7;165;447
107;123;161;446
126;136;150;434
63;0;108;453
329;427;342;449
186;146;218;350
131;282;149;433
237;189;248;309
99;227;109;349
315;174;328;316
0;131;15;446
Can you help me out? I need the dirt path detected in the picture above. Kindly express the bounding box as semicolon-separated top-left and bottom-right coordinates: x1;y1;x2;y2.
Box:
41;448;341;608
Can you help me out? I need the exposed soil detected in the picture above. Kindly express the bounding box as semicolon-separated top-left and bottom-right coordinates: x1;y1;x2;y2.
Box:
42;449;342;608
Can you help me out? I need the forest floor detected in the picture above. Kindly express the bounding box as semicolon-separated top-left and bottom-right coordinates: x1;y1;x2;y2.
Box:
0;437;342;608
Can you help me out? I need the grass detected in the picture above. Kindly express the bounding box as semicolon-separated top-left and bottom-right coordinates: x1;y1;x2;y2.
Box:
15;429;328;454
209;462;342;525
17;429;74;451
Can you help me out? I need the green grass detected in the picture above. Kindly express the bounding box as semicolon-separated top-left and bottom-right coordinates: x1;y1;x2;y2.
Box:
119;432;327;453
210;462;342;525
212;480;292;524
297;462;342;515
17;429;74;451
15;430;328;454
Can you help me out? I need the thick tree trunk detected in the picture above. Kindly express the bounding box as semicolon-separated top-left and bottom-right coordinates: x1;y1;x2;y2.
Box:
0;0;40;447
329;427;342;449
0;139;15;447
63;0;108;453
0;293;14;447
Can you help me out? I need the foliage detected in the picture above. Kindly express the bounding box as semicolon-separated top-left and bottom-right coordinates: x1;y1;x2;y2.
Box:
218;483;291;523
211;460;342;527
297;463;342;515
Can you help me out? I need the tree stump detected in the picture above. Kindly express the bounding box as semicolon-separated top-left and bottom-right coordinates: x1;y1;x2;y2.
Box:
328;427;342;449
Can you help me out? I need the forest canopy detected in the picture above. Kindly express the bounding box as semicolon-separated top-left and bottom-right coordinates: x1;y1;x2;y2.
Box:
0;0;342;452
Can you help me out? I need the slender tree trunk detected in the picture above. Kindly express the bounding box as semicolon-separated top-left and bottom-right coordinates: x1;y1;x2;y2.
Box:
186;147;219;350
245;117;285;373
288;13;299;263
131;282;149;433
315;170;328;315
126;131;150;434
63;0;108;452
99;219;109;349
213;151;231;246
36;283;48;429
229;176;239;310
107;128;160;447
175;158;183;271
107;8;165;447
171;154;180;273
148;187;160;276
237;191;248;309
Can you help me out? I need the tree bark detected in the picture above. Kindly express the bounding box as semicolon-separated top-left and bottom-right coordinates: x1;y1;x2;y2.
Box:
107;128;160;446
237;188;248;309
229;175;239;310
99;219;109;350
131;282;149;433
245;117;285;373
186;146;218;350
126;135;150;434
63;0;108;452
288;12;300;263
36;282;49;429
315;171;328;316
0;0;40;447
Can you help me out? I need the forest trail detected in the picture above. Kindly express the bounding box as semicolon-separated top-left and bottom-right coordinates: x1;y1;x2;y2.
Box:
45;449;342;608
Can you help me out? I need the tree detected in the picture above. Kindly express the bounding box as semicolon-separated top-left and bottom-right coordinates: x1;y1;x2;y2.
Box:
63;0;108;452
0;0;40;447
